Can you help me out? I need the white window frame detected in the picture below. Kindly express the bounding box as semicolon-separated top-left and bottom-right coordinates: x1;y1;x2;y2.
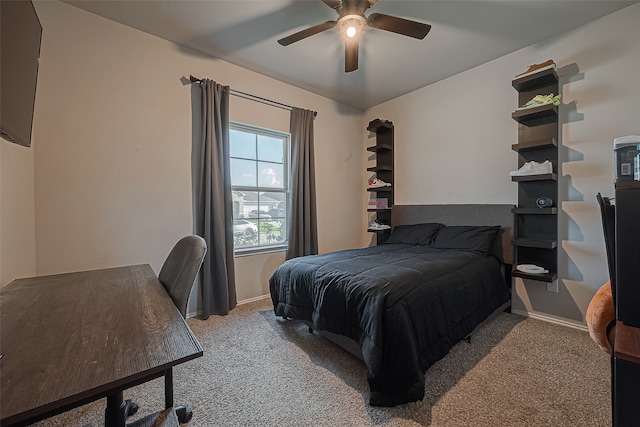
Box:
229;122;290;255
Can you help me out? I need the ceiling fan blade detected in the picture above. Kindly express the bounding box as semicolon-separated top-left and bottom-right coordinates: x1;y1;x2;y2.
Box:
367;0;380;6
321;0;342;10
345;38;359;72
367;13;431;39
278;21;336;46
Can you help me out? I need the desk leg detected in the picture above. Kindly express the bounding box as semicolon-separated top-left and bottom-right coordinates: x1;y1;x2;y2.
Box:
105;391;126;427
165;368;193;423
164;368;174;409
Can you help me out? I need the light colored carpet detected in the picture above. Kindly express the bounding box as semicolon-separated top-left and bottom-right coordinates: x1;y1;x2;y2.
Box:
34;298;610;426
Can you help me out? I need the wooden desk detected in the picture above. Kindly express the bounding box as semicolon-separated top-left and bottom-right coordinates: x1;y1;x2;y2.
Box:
0;264;203;426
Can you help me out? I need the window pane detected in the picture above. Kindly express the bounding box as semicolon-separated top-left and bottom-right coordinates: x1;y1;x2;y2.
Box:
257;135;283;163
231;190;287;248
261;191;286;221
230;129;256;160
258;191;287;245
232;190;257;219
232;191;259;249
258;161;284;188
232;218;259;249
258;217;286;246
230;158;256;187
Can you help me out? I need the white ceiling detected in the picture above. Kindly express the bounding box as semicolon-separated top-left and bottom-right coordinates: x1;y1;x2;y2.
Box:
63;0;637;110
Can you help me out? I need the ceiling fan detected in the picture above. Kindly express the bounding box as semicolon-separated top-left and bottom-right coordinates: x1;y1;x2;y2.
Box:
277;0;431;73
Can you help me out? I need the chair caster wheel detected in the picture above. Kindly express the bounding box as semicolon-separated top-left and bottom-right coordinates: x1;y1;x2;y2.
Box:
175;405;193;423
124;400;139;417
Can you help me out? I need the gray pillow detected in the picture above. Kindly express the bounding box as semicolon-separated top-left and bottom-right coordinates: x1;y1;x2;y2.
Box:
431;225;501;254
384;223;445;245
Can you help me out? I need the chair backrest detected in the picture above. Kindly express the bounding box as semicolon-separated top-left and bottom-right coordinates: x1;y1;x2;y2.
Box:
158;235;207;318
596;193;616;301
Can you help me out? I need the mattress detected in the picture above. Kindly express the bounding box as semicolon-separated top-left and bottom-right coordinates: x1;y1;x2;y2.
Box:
269;226;511;406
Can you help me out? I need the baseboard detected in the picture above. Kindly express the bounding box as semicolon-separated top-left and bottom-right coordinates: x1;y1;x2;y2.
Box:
238;294;270;305
187;294;270;318
511;309;588;332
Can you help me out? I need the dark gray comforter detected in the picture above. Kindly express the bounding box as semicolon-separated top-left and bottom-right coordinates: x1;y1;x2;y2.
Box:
269;243;511;406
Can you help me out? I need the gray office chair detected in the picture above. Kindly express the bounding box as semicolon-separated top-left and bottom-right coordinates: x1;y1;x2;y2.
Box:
159;235;207;318
128;235;207;426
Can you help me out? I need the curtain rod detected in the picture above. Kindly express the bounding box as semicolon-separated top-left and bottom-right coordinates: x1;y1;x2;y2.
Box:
189;75;317;118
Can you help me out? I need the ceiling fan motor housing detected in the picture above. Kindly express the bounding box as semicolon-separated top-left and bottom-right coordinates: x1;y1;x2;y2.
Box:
338;14;366;37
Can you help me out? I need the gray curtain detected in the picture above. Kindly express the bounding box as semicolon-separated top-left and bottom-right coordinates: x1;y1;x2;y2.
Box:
287;108;318;259
196;79;237;318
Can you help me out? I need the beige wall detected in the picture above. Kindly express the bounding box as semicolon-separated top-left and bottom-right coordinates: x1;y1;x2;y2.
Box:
0;138;37;285
18;1;363;315
365;3;640;328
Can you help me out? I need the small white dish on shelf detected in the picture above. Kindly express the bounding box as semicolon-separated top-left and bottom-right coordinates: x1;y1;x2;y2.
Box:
516;264;549;274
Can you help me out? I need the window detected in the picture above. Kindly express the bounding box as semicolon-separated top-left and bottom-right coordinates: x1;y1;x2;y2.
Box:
229;123;289;252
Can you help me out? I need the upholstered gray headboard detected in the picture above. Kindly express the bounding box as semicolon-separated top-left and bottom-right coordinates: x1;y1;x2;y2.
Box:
392;204;514;265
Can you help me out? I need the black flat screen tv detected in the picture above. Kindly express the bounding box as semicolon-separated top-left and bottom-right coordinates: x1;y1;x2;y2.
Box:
1;0;42;147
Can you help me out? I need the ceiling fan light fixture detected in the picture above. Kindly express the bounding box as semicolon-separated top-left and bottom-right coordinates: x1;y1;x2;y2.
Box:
338;14;365;38
278;0;433;73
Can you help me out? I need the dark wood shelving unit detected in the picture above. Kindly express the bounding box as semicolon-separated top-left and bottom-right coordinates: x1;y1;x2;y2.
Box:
512;138;558;152
511;173;558;182
367;119;393;133
366;118;394;245
612;185;640;425
512;270;557;282
367;165;392;172
367;228;392;233
367;144;393;152
616;322;640;365
512;103;558;123
512;207;558;215
614;181;640;190
513;238;557;249
511;173;557;182
512;67;559;91
511;66;559;284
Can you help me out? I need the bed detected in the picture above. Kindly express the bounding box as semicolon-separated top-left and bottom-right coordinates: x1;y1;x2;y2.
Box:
269;204;513;406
